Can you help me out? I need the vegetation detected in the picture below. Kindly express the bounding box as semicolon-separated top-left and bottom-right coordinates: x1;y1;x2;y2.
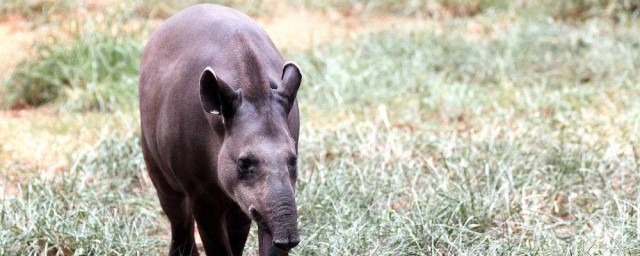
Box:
1;0;639;255
1;9;144;111
0;0;72;22
0;137;164;255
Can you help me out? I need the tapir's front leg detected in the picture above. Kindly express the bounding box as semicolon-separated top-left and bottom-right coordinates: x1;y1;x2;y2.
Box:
259;228;289;256
191;196;233;256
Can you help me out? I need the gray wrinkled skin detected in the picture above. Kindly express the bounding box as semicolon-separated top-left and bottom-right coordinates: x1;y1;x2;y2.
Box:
139;4;302;256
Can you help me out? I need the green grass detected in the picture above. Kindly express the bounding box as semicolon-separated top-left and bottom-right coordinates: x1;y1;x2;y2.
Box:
1;11;144;111
130;0;276;19
0;137;165;255
289;17;640;254
1;0;636;110
0;0;72;22
1;2;640;255
549;0;639;20
1;32;141;111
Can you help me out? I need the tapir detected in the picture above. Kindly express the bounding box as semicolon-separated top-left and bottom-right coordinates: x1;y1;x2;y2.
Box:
139;4;302;256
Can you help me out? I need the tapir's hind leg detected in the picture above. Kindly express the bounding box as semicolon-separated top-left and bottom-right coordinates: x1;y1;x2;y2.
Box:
225;203;252;256
142;142;197;256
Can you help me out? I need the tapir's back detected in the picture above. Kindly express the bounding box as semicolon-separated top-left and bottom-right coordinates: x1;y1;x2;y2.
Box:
138;4;287;186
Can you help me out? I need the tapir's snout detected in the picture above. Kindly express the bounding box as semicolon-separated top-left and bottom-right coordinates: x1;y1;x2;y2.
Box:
251;205;300;251
268;196;300;250
270;215;300;251
250;183;301;251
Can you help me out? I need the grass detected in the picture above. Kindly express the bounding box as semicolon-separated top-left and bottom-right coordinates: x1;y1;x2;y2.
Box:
0;9;144;111
0;137;165;255
1;0;637;22
0;0;72;22
289;17;640;254
1;0;640;255
3;0;637;111
550;0;639;20
0;109;140;174
1;32;141;111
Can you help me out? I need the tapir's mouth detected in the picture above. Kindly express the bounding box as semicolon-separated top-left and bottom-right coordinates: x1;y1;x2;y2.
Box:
250;208;271;233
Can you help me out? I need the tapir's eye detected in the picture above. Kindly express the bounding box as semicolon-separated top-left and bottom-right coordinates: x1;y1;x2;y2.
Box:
237;157;257;179
288;156;297;178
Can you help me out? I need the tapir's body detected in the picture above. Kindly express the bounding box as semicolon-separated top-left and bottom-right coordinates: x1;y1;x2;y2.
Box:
139;4;302;256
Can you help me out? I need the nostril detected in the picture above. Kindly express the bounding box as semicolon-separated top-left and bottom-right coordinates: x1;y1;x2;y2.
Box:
272;240;287;250
273;238;300;250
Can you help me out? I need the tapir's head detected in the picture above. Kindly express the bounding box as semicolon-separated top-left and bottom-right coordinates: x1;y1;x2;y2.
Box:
199;56;302;251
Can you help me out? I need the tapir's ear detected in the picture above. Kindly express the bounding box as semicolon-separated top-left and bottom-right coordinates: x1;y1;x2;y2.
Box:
276;61;302;112
200;67;241;117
